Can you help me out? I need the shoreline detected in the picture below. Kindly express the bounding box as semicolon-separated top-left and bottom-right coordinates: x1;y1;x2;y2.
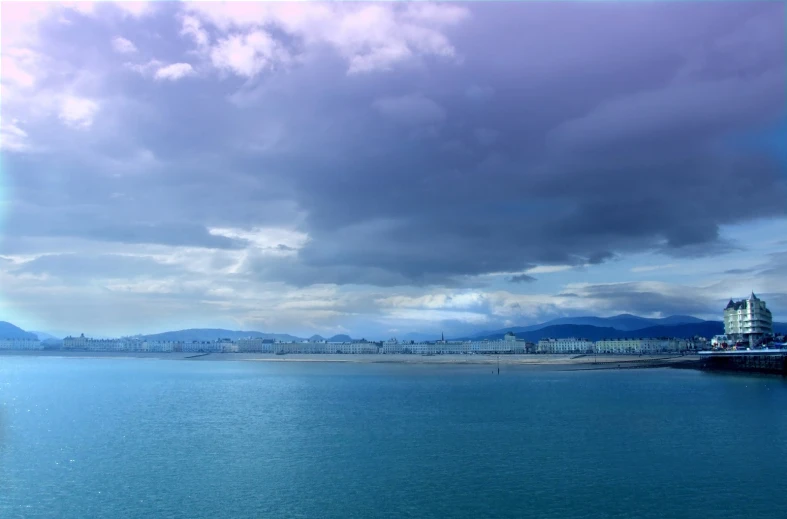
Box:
0;350;701;370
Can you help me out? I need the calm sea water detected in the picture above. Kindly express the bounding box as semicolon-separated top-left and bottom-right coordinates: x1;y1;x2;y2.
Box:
1;357;787;519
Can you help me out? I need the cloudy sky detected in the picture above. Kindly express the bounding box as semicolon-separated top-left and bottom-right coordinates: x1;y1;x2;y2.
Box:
1;1;785;339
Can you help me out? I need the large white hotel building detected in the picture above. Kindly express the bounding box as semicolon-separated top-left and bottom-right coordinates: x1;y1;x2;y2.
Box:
724;293;773;345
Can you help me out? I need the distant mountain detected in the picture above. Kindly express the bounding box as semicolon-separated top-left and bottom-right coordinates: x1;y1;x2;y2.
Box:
652;315;707;326
139;329;302;342
469;321;725;342
469;324;617;342
328;334;353;342
0;321;38;340
471;314;708;338
30;331;59;341
600;314;705;330
628;322;725;340
774;322;787;334
309;335;327;342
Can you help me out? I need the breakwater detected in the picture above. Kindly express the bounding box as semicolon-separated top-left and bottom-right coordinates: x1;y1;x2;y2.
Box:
698;350;787;375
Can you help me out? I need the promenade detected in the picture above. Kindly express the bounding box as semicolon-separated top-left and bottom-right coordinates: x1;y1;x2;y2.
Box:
0;350;700;369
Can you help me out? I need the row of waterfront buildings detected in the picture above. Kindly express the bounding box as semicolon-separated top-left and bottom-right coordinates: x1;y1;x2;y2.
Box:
2;293;774;355
0;333;703;355
538;337;697;354
0;338;46;350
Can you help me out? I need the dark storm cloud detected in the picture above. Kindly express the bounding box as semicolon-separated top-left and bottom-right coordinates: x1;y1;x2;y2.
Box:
4;2;786;289
246;251;473;288
509;274;536;284
240;2;785;285
562;283;718;317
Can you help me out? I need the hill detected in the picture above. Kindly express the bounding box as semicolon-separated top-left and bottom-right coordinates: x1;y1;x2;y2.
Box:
528;314;697;332
328;334;353;342
0;321;38;340
139;329;302;342
469;321;726;342
471;314;707;338
30;331;60;341
599;314;704;330
625;321;725;340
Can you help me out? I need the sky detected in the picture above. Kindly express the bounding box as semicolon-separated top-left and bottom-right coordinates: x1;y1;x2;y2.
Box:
0;1;786;340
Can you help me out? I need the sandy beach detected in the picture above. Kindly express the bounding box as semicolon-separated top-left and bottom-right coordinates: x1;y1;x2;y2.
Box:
0;350;701;370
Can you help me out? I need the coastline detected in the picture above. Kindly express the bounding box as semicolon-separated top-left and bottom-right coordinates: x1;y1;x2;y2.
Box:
0;350;701;370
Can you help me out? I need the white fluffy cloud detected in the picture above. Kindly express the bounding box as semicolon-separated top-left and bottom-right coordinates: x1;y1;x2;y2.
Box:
112;36;137;54
1;48;41;90
0;120;30;151
180;14;209;48
111;1;156;18
124;59;161;75
126;60;195;81
209;31;289;78
182;3;470;76
58;96;99;129
154;63;195;81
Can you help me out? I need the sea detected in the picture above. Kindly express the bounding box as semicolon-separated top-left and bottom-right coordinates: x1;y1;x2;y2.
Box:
1;357;787;519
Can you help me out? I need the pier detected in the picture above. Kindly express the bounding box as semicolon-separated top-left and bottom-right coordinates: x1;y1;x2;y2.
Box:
698;349;787;375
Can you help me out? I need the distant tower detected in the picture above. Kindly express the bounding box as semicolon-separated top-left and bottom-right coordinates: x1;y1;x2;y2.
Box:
441;331;445;342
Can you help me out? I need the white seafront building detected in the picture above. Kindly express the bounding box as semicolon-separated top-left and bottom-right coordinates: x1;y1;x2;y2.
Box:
266;340;382;354
533;337;692;355
594;338;689;354
382;339;465;354
537;338;594;354
334;342;381;354
62;335;186;353
381;337;526;355
237;338;276;353
724;293;773;345
181;340;224;353
595;339;643;354
0;338;43;350
63;335;129;352
143;341;181;353
49;331;699;355
63;335;141;352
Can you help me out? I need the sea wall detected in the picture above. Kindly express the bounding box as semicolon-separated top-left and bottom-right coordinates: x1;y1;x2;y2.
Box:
700;353;787;375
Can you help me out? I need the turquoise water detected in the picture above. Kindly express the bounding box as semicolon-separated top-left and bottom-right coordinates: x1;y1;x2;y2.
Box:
2;358;787;519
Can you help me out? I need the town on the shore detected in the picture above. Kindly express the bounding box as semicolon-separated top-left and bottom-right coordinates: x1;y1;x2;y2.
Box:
1;293;784;355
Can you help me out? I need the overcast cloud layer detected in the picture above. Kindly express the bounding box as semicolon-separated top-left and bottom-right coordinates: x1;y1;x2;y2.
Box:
1;1;786;338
